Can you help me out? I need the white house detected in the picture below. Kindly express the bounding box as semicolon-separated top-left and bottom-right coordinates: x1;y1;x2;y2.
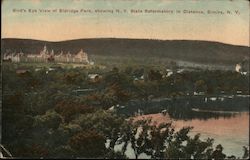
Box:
235;63;242;72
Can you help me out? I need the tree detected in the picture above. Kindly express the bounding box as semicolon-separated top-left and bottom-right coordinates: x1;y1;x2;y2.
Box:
105;150;128;159
69;130;106;158
148;69;162;81
101;84;131;108
242;146;249;159
194;79;207;93
33;110;62;130
119;119;215;159
211;144;226;160
119;119;175;159
55;100;95;122
72;110;125;151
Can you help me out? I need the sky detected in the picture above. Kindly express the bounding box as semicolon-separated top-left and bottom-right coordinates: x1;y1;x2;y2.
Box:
1;0;249;46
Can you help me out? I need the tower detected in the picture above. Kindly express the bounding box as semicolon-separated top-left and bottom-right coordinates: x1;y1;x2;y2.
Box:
51;49;54;56
40;45;48;57
75;48;89;63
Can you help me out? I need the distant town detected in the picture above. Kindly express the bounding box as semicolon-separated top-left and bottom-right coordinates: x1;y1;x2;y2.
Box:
3;45;248;77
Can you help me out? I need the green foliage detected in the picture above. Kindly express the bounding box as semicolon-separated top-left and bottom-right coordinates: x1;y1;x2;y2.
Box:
101;84;131;108
166;132;214;159
148;69;163;81
2;64;249;159
33;110;62;130
73;110;124;140
105;150;129;159
55;100;95;122
63;71;86;85
69;130;106;158
13;144;49;158
194;79;207;93
119;119;215;159
103;69;133;89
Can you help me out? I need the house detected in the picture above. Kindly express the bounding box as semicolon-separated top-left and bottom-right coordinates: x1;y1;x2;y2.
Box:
166;69;173;77
209;97;217;101
35;67;43;72
235;63;242;72
48;66;62;71
16;69;30;75
161;109;168;115
89;61;95;65
236;91;242;94
88;74;99;79
88;74;102;82
177;69;185;73
235;63;249;75
194;91;205;96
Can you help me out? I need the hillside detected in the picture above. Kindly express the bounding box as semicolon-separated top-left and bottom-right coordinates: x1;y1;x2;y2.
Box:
1;38;249;65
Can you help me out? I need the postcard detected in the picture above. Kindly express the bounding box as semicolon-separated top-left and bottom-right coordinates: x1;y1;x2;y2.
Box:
1;0;249;159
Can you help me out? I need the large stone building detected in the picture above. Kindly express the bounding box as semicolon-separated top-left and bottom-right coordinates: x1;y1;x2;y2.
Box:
3;45;89;64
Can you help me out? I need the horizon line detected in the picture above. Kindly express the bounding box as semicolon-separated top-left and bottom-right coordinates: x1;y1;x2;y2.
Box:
1;37;249;48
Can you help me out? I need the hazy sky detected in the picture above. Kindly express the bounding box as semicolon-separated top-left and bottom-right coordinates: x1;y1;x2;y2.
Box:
2;0;249;46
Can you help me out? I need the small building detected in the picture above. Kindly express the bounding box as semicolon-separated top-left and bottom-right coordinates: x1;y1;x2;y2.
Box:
235;63;242;72
16;69;30;75
72;88;96;96
194;91;205;96
88;74;102;83
88;73;99;79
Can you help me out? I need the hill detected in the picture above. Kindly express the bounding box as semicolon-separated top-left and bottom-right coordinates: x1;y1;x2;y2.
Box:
1;38;249;65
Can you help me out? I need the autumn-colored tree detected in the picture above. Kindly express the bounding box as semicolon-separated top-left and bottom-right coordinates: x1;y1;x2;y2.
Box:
69;130;106;158
55;100;95;122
